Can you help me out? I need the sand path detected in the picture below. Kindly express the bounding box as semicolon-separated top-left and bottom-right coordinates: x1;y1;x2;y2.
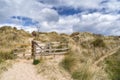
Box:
0;59;46;80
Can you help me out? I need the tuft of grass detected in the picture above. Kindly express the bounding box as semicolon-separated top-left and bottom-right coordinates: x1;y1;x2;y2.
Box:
60;51;75;72
71;63;94;80
72;69;93;80
33;59;40;65
61;57;74;72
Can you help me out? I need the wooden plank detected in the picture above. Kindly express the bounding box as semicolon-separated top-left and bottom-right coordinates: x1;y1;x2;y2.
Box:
36;48;69;51
35;51;68;56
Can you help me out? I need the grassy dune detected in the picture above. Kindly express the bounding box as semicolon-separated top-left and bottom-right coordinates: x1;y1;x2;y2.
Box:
0;26;32;75
60;32;120;80
0;26;120;80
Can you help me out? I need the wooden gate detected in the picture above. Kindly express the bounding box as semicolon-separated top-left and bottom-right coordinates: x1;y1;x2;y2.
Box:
31;40;69;59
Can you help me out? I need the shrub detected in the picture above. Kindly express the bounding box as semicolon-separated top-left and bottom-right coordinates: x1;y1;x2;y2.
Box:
91;38;106;47
70;32;79;37
33;59;40;65
13;27;17;30
32;31;37;37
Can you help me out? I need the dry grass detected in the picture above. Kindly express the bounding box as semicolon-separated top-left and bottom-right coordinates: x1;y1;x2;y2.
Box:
0;50;15;62
36;55;73;80
60;51;76;72
0;26;120;80
60;32;120;80
72;64;94;80
0;26;32;50
0;26;32;77
0;60;13;78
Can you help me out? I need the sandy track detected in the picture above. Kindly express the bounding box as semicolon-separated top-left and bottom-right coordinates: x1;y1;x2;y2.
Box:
0;59;46;80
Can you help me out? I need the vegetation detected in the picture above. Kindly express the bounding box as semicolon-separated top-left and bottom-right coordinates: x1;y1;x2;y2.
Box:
34;31;69;43
72;67;92;80
61;52;75;72
32;31;37;37
0;61;12;75
0;26;32;59
0;50;16;63
0;26;32;76
70;32;79;37
61;32;120;80
33;59;40;65
61;51;94;80
0;26;120;80
80;41;89;48
105;49;120;80
91;38;106;47
0;50;15;75
0;26;32;49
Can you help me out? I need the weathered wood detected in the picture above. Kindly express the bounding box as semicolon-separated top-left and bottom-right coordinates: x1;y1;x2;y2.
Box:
36;48;69;51
31;41;36;59
35;51;68;56
31;40;69;57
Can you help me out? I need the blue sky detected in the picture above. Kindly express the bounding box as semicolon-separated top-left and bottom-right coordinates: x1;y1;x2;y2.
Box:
0;0;120;35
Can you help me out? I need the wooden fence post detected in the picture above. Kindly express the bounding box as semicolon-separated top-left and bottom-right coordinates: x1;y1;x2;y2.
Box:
32;40;36;59
48;42;52;53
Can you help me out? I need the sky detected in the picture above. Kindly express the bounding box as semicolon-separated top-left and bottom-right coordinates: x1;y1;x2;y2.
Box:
0;0;120;35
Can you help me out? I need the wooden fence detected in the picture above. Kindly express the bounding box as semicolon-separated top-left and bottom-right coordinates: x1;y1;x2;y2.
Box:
31;40;69;59
13;40;69;59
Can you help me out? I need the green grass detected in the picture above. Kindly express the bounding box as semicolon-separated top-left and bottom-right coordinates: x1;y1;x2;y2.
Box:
105;49;120;80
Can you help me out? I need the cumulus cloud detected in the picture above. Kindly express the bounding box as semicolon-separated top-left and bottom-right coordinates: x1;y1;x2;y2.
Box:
0;0;120;35
73;13;120;35
39;8;59;22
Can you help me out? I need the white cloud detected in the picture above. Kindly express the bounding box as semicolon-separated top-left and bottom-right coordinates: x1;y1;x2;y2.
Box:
63;0;101;9
73;13;120;35
39;8;59;22
101;0;120;13
39;0;101;9
0;0;120;35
